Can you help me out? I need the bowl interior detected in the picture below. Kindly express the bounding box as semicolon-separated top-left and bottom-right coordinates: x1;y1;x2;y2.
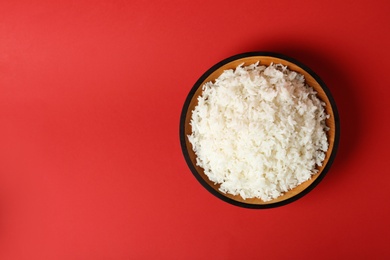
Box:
182;55;337;206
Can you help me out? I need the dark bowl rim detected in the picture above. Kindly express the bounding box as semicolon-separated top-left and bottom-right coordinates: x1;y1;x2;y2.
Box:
179;51;340;209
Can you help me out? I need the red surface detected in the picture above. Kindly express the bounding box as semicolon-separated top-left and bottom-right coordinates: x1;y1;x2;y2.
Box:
1;0;389;259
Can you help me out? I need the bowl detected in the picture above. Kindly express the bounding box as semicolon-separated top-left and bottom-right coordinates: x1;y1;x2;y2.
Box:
180;52;340;209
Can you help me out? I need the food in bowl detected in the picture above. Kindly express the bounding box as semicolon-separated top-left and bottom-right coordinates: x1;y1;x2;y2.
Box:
187;62;329;202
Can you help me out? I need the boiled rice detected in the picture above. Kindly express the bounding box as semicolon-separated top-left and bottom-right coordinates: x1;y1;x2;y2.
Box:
188;62;329;201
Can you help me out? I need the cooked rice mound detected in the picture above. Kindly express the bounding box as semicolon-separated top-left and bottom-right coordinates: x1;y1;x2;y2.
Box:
188;62;329;201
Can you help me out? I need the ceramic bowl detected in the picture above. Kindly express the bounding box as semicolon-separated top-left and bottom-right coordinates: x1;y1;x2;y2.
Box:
180;52;340;208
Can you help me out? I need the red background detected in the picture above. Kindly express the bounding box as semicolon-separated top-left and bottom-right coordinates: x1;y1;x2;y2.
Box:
1;0;390;259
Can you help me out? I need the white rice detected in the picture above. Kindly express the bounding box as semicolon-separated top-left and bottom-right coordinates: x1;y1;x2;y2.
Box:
188;62;329;201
